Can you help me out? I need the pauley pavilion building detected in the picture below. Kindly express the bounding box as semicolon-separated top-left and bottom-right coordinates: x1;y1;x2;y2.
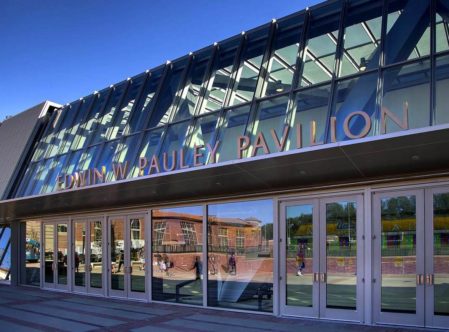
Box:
0;0;449;328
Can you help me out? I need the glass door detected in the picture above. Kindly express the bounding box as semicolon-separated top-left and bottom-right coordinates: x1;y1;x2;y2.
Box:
319;196;363;321
42;221;69;290
73;218;104;295
425;187;449;328
373;190;425;326
280;199;319;317
280;195;363;322
108;214;146;299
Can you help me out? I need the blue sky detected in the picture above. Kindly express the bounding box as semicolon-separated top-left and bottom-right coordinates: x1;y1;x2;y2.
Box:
0;0;321;120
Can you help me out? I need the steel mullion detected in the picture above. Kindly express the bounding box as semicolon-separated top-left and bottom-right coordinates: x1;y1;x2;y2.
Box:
323;0;349;144
223;33;247;108
431;0;437;126
122;72;151;137
193;44;220;117
141;63;172;131
285;11;310;128
167;54;194;123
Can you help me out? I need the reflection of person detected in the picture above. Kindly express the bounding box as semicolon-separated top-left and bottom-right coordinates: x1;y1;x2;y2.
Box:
74;252;80;272
228;253;236;275
296;243;305;276
192;256;203;280
117;250;124;272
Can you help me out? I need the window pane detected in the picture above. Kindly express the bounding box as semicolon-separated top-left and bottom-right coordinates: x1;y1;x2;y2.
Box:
46;101;81;158
385;0;430;65
173;51;212;122
338;0;382;77
158;120;191;172
207;199;273;312
25;221;40;286
382;60;430;133
152;206;203;305
436;55;449;125
436;1;449;53
131;128;164;177
90;83;128;145
287;84;331;150
94;141;119;180
41;154;68;193
215;105;252;163
31;110;60;162
148;60;188;128
78;145;100;172
330;72;378;141
0;225;11;281
108;133;141;181
71;88;110;151
74;221;86;287
263;15;302;97
299;2;341;87
59;96;94;155
201;39;240;114
186;113;219;165
125;69;163;135
230;27;270;106
27;158;53;196
108;74;146;140
60;150;83;180
249;96;289;157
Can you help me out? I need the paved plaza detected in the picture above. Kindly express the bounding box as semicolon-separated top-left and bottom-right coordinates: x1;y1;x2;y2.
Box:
0;284;429;331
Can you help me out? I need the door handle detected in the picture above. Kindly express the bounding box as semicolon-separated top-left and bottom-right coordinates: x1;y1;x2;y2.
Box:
313;272;319;283
416;274;424;285
426;274;434;286
320;273;327;283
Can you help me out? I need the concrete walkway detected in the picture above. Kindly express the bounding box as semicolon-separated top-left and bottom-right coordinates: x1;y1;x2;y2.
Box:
0;285;426;331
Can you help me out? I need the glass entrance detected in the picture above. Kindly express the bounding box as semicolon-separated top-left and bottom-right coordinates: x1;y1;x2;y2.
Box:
373;188;449;328
280;195;363;321
73;218;104;294
108;214;146;299
42;221;69;290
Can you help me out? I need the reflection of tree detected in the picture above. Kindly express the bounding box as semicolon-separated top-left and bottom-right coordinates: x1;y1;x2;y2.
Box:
260;224;273;241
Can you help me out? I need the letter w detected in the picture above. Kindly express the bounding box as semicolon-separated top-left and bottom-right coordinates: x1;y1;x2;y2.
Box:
112;161;129;180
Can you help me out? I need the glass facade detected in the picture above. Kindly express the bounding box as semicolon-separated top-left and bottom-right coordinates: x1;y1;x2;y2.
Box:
0;224;11;281
13;0;449;197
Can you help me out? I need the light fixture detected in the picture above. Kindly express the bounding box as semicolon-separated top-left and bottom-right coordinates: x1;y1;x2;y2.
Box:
359;57;367;71
275;80;284;93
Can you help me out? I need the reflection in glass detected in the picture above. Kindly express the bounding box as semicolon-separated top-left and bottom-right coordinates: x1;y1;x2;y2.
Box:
436;55;449;125
286;205;313;307
186;113;219;165
47;102;80;158
148;61;188;128
201;40;240;113
287;84;331;150
90;221;103;289
31;110;60;162
130;217;145;293
174;51;212;122
385;0;430;65
230;27;269;106
381;195;416;313
125;69;163;135
338;1;382;77
299;2;341;87
433;193;449;316
207;199;273;312
74;221;86;287
263;15;302;97
215;105;251;163
152;206;203;305
110;218;125;291
25;221;40;286
249;97;289;157
57;223;68;285
130;128;164;177
158;121;191;172
44;224;54;284
326;201;357;309
107;134;141;181
436;1;449;53
330;73;377;141
382;61;430;133
0;225;11;282
108;74;146;141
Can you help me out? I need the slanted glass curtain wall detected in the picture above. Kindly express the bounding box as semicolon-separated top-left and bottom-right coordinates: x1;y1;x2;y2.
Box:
0;224;11;281
13;0;449;198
